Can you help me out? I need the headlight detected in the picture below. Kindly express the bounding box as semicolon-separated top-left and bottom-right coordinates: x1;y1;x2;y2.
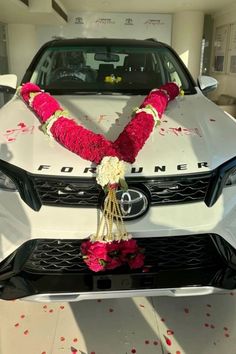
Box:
225;168;236;187
0;171;17;191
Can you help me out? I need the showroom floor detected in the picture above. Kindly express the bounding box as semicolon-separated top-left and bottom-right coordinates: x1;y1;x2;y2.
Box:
1;292;236;354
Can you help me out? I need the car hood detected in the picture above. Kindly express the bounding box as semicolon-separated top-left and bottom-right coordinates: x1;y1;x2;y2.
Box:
0;91;236;177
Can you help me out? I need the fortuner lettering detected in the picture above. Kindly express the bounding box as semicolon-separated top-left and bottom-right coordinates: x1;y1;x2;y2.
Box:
37;162;209;173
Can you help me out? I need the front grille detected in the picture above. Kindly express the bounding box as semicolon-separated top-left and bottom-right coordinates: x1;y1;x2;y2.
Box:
23;234;221;273
145;173;211;205
25;239;88;272
33;177;102;207
32;173;212;207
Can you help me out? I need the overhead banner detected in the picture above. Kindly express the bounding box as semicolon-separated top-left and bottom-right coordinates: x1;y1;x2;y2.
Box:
36;12;172;46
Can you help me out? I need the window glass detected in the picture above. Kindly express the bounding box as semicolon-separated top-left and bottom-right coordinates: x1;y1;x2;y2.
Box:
30;45;194;94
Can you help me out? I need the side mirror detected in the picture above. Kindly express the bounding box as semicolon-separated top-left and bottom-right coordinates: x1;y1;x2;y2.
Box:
0;74;17;93
198;75;218;94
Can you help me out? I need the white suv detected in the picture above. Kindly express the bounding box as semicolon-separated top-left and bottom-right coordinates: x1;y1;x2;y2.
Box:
0;38;235;302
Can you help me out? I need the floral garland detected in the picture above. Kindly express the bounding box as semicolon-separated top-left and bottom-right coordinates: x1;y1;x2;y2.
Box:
81;239;145;272
20;82;179;164
19;81;180;272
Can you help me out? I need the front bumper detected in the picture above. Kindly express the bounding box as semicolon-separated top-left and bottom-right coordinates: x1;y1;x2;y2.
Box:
0;234;236;301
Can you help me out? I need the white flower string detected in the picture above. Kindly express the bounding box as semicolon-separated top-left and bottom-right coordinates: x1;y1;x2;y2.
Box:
96;156;127;188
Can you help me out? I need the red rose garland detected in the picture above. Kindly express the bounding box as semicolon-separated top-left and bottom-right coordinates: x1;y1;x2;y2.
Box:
20;82;179;164
81;239;145;272
19;81;180;272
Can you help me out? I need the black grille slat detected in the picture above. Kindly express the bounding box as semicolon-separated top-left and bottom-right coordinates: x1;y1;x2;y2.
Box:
138;235;218;269
25;239;87;272
33;178;101;207
32;173;212;207
146;175;211;205
24;234;221;273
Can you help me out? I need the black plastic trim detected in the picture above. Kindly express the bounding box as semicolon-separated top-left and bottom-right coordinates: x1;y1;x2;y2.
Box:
0;234;236;300
0;85;16;94
0;268;223;301
0;160;41;211
31;171;212;215
1;156;236;211
205;155;236;207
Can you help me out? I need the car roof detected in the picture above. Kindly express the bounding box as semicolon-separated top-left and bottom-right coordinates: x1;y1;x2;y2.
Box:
43;37;166;49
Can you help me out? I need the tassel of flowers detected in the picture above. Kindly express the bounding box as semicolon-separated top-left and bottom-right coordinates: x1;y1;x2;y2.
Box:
91;156;129;243
81;156;145;272
92;184;128;243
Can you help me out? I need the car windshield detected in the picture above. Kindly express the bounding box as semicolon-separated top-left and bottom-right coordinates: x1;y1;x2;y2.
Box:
29;44;195;95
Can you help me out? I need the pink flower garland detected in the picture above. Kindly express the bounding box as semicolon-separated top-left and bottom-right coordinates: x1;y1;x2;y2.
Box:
20;82;179;164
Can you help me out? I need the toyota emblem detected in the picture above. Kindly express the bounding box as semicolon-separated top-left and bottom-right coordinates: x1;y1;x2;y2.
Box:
115;188;149;220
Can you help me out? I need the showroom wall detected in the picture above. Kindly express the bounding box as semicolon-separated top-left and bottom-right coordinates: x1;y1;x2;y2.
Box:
7;24;37;82
172;11;204;80
209;3;236;99
6;12;172;82
36;12;172;47
4;10;206;84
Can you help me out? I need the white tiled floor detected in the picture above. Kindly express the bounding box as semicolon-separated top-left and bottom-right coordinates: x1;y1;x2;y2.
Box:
0;293;236;354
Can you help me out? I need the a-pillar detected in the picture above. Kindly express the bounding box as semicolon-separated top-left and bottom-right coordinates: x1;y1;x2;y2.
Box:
172;11;204;81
